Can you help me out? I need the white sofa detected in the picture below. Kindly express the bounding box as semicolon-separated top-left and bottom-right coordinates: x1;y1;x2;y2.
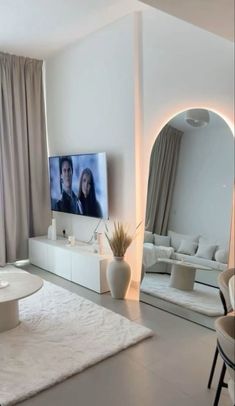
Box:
143;230;228;275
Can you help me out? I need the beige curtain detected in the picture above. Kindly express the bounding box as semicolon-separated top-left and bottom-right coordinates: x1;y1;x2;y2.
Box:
0;52;50;266
145;124;183;235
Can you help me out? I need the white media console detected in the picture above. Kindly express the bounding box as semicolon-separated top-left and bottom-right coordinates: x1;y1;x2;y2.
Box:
28;236;110;293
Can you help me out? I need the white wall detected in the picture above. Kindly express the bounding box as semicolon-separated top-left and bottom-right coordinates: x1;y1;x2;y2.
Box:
141;9;234;186
45;15;141;280
168;114;234;248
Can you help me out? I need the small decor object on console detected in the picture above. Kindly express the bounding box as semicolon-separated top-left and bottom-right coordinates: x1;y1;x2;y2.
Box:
105;221;141;299
93;232;104;255
47;218;57;241
51;218;57;241
67;235;75;247
47;225;52;240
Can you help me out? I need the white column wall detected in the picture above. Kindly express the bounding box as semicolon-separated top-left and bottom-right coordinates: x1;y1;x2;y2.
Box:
45;15;140;280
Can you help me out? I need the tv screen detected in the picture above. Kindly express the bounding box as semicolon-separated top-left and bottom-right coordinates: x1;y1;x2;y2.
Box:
49;152;108;219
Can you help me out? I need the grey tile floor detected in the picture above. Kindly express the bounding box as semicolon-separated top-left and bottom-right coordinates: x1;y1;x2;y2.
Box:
16;264;231;406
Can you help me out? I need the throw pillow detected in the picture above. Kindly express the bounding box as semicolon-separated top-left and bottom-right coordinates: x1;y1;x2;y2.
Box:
153;234;170;247
199;237;218;259
167;230;199;251
177;239;198;256
215;249;228;264
195;244;217;260
144;231;154;244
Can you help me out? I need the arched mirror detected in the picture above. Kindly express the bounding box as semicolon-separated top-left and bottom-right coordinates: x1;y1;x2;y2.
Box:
140;108;234;329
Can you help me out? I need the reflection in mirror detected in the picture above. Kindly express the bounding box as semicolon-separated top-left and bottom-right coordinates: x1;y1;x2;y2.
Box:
140;109;234;329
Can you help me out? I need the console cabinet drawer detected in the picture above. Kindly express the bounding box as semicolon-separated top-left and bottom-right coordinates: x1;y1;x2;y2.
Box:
28;236;110;293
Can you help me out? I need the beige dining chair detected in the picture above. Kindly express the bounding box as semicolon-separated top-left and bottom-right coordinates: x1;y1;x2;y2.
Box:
213;315;235;406
207;268;235;389
218;268;235;314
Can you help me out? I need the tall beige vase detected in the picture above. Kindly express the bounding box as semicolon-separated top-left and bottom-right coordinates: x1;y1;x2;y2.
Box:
107;256;131;299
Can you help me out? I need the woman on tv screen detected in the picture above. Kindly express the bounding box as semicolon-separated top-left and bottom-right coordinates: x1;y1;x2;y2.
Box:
77;168;102;218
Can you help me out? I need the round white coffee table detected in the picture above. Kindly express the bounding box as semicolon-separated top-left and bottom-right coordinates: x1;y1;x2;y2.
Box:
0;271;43;333
157;258;211;291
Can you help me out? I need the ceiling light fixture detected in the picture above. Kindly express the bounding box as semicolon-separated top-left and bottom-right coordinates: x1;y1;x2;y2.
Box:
185;109;210;128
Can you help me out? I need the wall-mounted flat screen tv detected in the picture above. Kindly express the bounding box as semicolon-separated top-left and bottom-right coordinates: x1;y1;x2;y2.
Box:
49;152;108;219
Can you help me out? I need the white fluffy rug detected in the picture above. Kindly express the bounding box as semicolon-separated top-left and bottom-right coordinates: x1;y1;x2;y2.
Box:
141;274;224;316
0;278;153;406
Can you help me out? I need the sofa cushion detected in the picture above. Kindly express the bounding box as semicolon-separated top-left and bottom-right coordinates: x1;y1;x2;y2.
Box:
153;234;170;247
215;249;228;264
167;230;199;251
144;231;154;244
177;239;198;256
195;243;218;261
198;237;219;259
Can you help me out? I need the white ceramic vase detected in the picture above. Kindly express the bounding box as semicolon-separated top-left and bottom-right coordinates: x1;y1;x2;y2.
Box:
107;257;131;299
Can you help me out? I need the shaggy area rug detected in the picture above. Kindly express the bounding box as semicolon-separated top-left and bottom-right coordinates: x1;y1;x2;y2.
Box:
0;277;153;406
141;274;223;316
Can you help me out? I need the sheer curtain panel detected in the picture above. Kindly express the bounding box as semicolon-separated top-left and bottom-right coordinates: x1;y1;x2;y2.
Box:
145;124;183;235
0;52;50;266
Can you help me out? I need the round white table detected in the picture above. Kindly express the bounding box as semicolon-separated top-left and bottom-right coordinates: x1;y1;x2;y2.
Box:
157;258;212;291
0;271;43;333
229;275;235;311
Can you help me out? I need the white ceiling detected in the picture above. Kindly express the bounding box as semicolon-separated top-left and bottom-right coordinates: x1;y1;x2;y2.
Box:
0;0;149;58
140;0;234;42
0;0;233;59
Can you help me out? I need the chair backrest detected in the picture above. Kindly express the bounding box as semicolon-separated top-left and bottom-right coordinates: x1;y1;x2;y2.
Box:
215;315;235;404
215;315;235;380
218;268;235;314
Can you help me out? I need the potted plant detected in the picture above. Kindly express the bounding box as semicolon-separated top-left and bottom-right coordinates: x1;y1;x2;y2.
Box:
105;221;141;299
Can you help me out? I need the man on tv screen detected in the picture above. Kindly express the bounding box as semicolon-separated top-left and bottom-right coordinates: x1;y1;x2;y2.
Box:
55;156;79;214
